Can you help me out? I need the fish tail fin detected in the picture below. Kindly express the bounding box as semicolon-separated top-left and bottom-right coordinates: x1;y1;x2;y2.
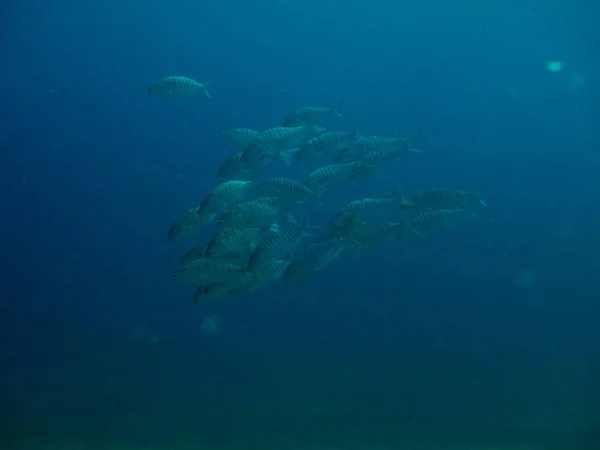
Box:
202;80;212;98
388;185;412;210
472;188;488;207
298;216;314;237
317;190;326;207
406;126;423;153
334;100;344;117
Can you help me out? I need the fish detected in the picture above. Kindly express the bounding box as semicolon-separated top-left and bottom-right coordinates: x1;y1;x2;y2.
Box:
399;187;487;211
198;180;255;216
345;219;406;248
303;162;363;205
168;207;214;241
205;227;263;258
340;189;407;219
253;177;316;203
248;256;294;288
192;271;255;303
247;220;311;272
239;125;323;167
401;209;471;238
172;257;245;285
147;76;212;98
216;198;295;229
283;102;343;127
333;135;410;163
168;98;485;299
222;128;261;149
320;188;406;240
178;245;209;266
296;127;360;162
283;239;344;282
217;152;261;179
193;284;230;303
347;140;415;179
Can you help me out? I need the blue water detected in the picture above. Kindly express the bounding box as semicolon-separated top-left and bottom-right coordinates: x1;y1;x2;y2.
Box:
1;1;599;448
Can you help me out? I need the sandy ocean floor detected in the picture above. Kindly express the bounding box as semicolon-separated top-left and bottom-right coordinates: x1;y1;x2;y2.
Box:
2;425;598;450
2;403;598;450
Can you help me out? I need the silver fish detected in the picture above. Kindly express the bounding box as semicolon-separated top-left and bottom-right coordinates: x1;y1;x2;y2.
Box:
217;152;261;179
253;177;315;202
178;245;209;266
334;135;409;163
283;102;343;127
400;187;486;211
198;180;255;215
346;219;406;248
247;220;311;272
304;162;362;205
296;128;359;162
205;227;263;258
172;257;244;285
283;239;344;282
402;209;470;237
217;198;294;229
148;76;212;98
168;207;214;241
222;128;261;148
192;271;255;303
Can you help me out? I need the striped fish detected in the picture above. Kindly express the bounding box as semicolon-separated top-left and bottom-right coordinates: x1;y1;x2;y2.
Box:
205;227;263;258
296;128;359;162
147;76;212;98
283;239;344;283
400;187;486;211
247;220;311;272
178;245;209;266
253;177;315;202
172;257;244;285
304;162;362;205
403;209;469;237
168;207;214;241
198;180;255;215
222;128;260;149
283;102;343;127
217;198;294;229
217;152;261;179
334;135;409;163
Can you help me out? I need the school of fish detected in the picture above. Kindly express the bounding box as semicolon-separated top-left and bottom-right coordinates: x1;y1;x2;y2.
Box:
151;76;487;304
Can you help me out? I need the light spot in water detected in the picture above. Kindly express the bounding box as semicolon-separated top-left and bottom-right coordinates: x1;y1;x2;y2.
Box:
546;60;563;72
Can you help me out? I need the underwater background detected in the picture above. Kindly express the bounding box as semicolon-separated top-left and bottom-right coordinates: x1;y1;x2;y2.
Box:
1;0;599;449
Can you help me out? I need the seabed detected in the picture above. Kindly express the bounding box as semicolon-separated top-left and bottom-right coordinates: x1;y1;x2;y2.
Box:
2;405;598;450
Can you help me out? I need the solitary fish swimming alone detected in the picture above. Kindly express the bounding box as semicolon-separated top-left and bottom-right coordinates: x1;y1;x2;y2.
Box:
147;76;212;98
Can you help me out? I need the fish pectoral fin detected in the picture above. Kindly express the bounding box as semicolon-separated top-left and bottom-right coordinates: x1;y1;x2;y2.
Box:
280;148;299;166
